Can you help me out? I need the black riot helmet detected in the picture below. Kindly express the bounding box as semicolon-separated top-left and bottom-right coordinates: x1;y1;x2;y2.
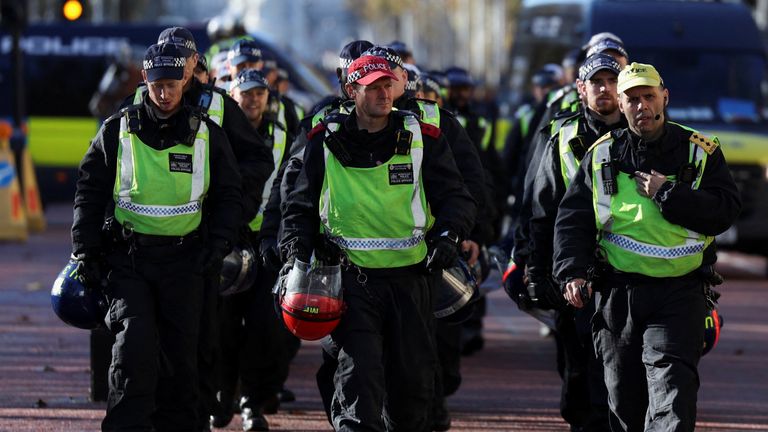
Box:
51;258;108;330
219;243;258;297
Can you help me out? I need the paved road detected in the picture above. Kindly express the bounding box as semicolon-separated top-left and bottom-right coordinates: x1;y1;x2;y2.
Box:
0;205;767;431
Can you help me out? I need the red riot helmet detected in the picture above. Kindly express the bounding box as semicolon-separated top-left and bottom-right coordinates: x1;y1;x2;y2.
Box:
278;259;345;341
702;308;723;356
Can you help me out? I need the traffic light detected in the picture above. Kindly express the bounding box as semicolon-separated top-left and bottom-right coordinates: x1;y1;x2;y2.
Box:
59;0;89;22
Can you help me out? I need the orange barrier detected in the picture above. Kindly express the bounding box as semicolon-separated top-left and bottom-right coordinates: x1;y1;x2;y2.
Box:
0;136;28;242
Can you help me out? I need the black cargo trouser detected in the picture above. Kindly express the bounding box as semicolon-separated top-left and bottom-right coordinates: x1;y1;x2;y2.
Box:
101;241;204;432
197;272;221;428
218;262;285;410
329;270;437;432
556;300;610;431
593;274;706;432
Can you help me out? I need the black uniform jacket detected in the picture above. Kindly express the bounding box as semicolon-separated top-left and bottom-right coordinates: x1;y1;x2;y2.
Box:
280;109;477;268
252;115;295;240
528;107;627;277
395;97;493;244
553;121;742;282
72;95;243;256
123;79;274;223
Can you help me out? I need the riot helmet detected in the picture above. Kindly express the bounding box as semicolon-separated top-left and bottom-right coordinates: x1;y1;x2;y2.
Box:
702;308;723;356
51;258;108;330
278;259;345;340
219;243;258;296
435;259;480;324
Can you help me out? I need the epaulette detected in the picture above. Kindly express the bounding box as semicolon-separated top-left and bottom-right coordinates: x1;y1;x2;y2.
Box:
546;84;577;108
587;131;614;153
307;122;326;140
103;104;140;126
419;122;441;139
690;132;719;155
552;107;580;121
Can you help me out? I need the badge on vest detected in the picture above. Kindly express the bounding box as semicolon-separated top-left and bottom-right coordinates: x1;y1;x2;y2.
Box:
169;153;193;174
388;163;414;185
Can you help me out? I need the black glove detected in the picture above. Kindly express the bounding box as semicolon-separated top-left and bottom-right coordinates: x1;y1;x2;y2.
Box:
279;255;296;279
259;236;282;273
74;251;105;289
527;276;569;311
426;236;459;273
197;239;230;277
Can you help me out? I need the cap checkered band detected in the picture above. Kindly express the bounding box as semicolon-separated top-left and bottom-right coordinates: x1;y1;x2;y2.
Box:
603;232;704;258
158;36;197;52
346;70;362;84
362;46;403;68
143;55;186;70
233;70;268;89
339;57;354;69
229;45;262;60
420;77;441;94
579;54;621;81
405;80;417;91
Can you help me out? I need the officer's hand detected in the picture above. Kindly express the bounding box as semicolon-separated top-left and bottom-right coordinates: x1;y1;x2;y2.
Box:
634;170;667;198
461;240;480;267
564;278;592;309
426;237;459;273
259;236;282;273
74;252;104;289
528;276;568;311
198;240;230;277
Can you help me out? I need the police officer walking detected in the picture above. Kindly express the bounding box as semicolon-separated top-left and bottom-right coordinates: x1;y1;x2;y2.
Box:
528;53;626;431
553;63;741;431
281;55;475;431
71;43;242;431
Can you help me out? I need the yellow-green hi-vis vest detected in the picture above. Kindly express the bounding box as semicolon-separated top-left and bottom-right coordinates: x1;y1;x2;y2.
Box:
133;86;224;126
319;115;433;268
113;116;210;236
591;131;714;277
555;116;582;189
248;105;288;232
416;100;441;127
311;102;352;128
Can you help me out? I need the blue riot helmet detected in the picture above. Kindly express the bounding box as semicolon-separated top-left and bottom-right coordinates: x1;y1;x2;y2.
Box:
435;259;480;324
51;258;108;330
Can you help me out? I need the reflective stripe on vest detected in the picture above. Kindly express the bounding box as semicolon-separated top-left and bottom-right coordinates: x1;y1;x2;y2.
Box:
416;100;441;127
479;116;492;151
114;117;210;236
248;112;287;232
311;102;352;128
591;136;712;277
319;115;429;268
557;118;580;189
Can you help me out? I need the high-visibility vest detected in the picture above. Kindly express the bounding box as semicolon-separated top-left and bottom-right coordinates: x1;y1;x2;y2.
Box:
311;101;352;128
590;130;713;277
555;116;582;189
319;115;432;268
133;86;224;126
416;100;441;127
113;116;210;236
248;105;287;232
456;114;492;150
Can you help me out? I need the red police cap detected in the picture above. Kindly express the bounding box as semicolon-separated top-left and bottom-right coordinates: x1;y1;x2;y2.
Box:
346;55;399;86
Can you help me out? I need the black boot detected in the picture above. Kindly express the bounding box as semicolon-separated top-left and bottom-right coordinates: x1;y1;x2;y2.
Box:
432;397;452;431
241;406;269;431
210;391;235;428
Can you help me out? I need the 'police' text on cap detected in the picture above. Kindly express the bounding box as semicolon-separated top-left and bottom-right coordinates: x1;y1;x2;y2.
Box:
143;43;186;82
231;68;269;92
579;53;622;81
346;55;399;86
617;62;663;94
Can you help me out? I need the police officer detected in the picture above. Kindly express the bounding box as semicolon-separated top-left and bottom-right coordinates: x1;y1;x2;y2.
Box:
153;28;275;432
71;43;242;432
363;45;492;430
213;69;296;431
553;63;741;431
528;53;627;432
281;55;476;431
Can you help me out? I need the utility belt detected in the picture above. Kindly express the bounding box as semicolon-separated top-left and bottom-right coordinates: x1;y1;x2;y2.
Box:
597;263;717;286
102;217;200;249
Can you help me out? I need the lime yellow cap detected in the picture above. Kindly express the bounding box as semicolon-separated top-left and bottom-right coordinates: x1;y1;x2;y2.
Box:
617;62;663;94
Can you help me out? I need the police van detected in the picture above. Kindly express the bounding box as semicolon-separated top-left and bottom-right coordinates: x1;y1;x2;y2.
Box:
508;0;768;256
0;23;331;205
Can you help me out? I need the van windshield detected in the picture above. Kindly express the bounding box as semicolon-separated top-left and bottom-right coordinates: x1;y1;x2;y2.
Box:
632;49;767;125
